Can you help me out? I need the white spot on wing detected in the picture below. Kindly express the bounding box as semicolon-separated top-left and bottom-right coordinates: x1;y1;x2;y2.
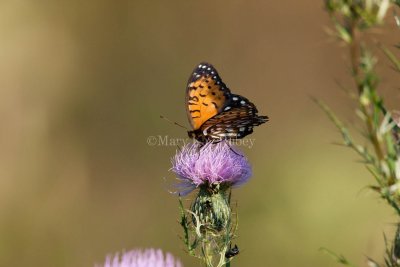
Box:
224;106;231;111
232;97;238;101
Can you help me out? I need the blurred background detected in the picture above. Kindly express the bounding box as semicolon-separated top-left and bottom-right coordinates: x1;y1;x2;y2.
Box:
0;0;399;266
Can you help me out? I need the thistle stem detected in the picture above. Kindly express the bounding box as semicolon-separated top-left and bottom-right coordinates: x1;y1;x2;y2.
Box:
349;18;361;82
201;231;213;267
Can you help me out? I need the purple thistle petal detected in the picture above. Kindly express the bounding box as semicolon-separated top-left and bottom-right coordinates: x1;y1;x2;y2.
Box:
171;141;252;194
96;248;183;267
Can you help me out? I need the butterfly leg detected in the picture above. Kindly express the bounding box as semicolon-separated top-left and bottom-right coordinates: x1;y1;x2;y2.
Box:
194;141;205;159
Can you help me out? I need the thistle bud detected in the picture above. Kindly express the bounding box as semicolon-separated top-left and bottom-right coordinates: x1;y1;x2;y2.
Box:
191;183;231;232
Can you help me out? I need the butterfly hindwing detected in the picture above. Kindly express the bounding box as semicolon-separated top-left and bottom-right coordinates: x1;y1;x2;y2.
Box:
200;98;268;140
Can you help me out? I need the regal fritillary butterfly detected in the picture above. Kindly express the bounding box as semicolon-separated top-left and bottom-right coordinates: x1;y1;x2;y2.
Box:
186;62;268;142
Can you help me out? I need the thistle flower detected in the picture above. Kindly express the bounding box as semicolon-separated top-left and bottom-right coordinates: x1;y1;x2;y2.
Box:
96;248;183;267
171;141;252;194
172;141;251;233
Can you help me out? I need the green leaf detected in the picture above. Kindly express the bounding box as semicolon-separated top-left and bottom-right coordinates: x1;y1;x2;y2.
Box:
333;19;352;43
320;247;358;267
381;45;400;72
312;97;377;166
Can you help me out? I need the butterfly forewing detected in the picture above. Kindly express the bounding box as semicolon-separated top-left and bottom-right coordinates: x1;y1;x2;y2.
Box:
186;63;232;130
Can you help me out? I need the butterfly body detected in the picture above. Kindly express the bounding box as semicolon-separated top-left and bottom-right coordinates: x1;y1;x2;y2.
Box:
186;62;268;142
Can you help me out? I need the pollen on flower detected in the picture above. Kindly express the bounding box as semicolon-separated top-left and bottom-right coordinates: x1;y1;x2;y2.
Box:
171;141;252;194
96;248;183;267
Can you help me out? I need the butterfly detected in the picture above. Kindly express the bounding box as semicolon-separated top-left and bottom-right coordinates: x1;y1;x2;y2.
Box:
186;62;268;143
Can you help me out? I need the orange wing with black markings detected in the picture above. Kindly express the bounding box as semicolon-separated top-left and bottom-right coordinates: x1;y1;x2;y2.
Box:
186;63;229;130
185;62;268;142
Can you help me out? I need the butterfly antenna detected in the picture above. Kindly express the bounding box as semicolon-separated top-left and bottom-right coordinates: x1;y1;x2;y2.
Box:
160;115;189;130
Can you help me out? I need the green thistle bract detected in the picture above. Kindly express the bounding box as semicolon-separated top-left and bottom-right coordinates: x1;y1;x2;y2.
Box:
191;184;231;232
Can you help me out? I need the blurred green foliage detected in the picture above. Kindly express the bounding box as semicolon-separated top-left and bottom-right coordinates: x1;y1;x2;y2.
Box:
321;0;400;266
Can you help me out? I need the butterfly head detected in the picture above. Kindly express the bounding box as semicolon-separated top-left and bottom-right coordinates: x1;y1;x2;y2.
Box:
187;129;210;143
187;130;196;140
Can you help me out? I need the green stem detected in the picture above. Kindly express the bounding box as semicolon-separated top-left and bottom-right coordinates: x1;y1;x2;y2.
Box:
362;104;385;162
202;234;213;267
349;18;361;83
346;9;400;215
348;17;385;163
